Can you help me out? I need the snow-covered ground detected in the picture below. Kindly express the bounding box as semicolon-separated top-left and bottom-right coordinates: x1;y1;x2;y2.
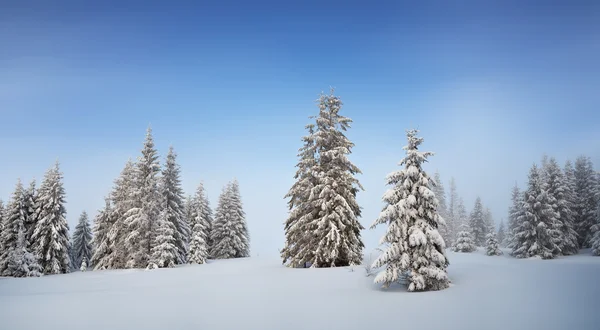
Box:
1;249;599;330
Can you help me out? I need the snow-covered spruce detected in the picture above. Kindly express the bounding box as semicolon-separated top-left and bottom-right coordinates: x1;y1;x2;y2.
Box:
150;203;178;268
7;225;41;277
160;146;190;265
497;220;506;247
469;197;487;246
0;180;29;275
453;224;476;253
30;162;71;274
544;157;578;255
188;183;212;264
124;127;161;268
23;179;37;248
210;180;250;259
91;198;114;270
281;122;319;268
303;90;364;267
456;198;469;229
80;258;88;271
506;184;523;252
370;129;449;291
483;207;495;239
573;156;597;248
591;206;600;256
432;171;451;247
485;233;503;256
446;177;459;247
512;164;561;259
71;211;94;270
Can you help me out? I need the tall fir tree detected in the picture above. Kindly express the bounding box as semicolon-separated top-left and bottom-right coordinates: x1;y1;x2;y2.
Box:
210;180;250;259
432;171;450;246
188;183;212;264
446;177;459;247
573;156;598;248
506;184;523;251
106;159;136;269
281;123;319;267
469;197;487;246
302;90;364;267
31;162;71;274
160;146;189;264
370;129;449;291
0;180;28;275
71;211;94;269
543;157;578;255
124;127;161;268
452;224;476;253
23;179;37;248
497;220;507;247
512;164;561;259
91;198;114;270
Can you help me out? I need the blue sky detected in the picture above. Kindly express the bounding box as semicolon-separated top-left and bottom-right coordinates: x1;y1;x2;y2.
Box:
1;0;599;256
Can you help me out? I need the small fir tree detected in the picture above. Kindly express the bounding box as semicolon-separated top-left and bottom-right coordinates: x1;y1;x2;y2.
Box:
469;197;487;246
453;224;476;253
485;233;503;256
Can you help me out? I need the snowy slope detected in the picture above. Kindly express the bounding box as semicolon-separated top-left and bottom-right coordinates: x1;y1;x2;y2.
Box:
1;249;599;330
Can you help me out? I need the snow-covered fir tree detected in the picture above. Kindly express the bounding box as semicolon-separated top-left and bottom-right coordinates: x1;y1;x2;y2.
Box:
453;224;476;253
485;233;503;256
71;211;93;270
211;180;250;259
124;127;161;268
469;197;487;246
150;200;178;268
543;157;578;255
23;179;37;248
512;164;561;259
573;156;598;248
483;207;495;238
301;90;364;267
0;180;28;275
281;122;319;267
497;220;506;247
188;183;212;264
8;223;41;277
80;257;88;271
370;129;449;291
590;206;600;256
446;177;459;247
159;146;189;264
456;198;469;229
506;184;523;251
183;195;194;250
106;159;136;269
31;162;71;274
432;171;451;246
91;198;114;270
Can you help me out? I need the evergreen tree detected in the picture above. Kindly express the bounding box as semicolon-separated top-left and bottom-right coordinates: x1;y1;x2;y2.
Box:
23;179;37;248
483;207;495;238
485;233;503;256
590;206;600;256
7;223;41;277
370;129;449;291
456;198;469;229
506;184;523;251
446;177;459;247
453;224;476;252
31;162;71;274
281;122;319;267
107;159;136;269
124;127;161;268
303;90;364;267
91;198;114;270
0;180;28;275
432;171;450;246
0;199;4;247
160;146;189;264
183;195;194;250
188;183;211;264
150;201;178;268
210;180;250;259
573;156;598;248
497;220;507;247
513;164;561;259
469;197;486;246
80;257;88;271
543;157;578;255
71;211;93;269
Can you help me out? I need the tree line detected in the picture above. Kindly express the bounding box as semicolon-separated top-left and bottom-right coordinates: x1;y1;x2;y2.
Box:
0;128;250;277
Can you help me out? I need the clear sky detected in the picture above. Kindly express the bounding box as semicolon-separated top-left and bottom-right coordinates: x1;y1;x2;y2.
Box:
1;0;599;257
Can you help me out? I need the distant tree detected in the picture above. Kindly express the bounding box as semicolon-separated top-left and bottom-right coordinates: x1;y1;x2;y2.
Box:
210;180;250;259
453;224;476;253
506;184;523;252
543;157;578;255
71;211;94;269
469;197;487;246
0;199;4;248
485;233;503;256
497;220;506;247
446;177;459;246
124;127;161;268
483;207;495;238
188;183;212;264
0;180;28;275
370;129;449;291
432;171;451;246
456;198;469;229
159;146;189;264
573;156;598;248
591;206;600;256
91;198;114;270
31;162;71;274
512;164;561;259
